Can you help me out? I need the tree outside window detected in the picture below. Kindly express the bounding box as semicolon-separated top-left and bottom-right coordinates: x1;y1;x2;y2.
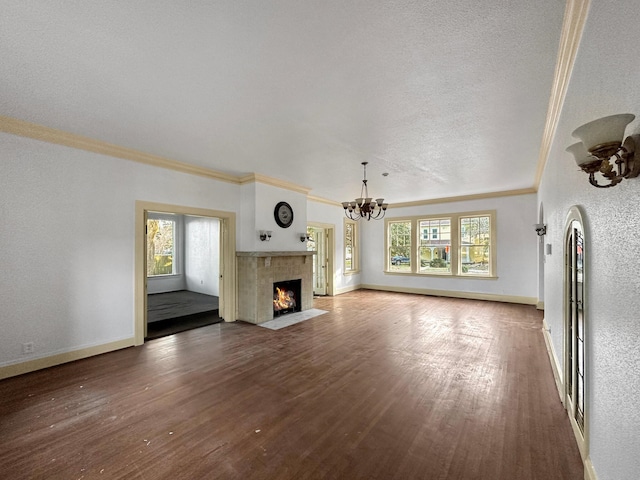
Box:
147;219;175;276
344;221;358;273
460;215;490;275
385;211;495;277
388;221;412;271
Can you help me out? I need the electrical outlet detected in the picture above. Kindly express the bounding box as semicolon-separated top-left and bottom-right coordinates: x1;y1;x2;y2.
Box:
22;342;34;354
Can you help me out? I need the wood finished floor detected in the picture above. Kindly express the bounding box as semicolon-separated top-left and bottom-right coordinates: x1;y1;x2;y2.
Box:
0;290;583;479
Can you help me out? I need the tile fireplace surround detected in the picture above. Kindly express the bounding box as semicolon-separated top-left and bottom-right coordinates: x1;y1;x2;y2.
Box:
236;251;314;324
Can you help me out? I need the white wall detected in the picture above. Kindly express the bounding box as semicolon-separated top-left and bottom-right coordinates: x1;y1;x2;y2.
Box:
185;216;220;296
307;199;361;294
360;194;538;301
538;2;640;478
238;182;308;252
0;133;239;368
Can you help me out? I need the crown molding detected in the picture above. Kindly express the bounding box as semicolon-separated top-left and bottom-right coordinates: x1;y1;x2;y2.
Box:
239;173;311;195
1;115;542;207
307;195;341;206
0;115;241;184
534;0;591;189
389;187;537;209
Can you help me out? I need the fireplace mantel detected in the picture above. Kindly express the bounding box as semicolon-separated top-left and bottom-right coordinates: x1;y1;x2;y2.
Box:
236;251;314;324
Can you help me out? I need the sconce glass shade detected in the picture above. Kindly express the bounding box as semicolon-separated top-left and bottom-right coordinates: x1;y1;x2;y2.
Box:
566;142;595;166
571;113;635;152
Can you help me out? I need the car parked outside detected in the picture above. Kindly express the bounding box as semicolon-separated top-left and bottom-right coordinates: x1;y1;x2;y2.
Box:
391;255;410;265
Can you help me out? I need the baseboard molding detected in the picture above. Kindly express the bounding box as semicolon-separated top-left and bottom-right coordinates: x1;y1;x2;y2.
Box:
335;283;362;295
0;338;135;381
360;284;537;305
537;300;544;310
542;317;564;403
584;456;597;480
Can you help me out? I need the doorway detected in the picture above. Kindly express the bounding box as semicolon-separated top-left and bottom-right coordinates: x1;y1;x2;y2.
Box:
537;202;545;310
145;213;221;340
307;223;335;296
134;201;236;345
563;206;588;460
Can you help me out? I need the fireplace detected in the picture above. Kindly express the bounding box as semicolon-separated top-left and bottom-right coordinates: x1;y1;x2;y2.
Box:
236;251;314;324
273;279;302;316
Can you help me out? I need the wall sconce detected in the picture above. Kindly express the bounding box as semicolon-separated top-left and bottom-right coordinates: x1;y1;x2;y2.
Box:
534;223;547;236
299;233;311;242
259;230;272;242
566;113;639;188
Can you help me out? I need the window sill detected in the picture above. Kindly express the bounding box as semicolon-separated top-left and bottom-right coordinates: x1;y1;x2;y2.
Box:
384;270;497;280
147;274;183;279
344;270;360;276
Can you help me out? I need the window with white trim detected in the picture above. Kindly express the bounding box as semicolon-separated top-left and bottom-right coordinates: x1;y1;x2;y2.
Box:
385;211;496;277
147;215;178;276
344;219;359;273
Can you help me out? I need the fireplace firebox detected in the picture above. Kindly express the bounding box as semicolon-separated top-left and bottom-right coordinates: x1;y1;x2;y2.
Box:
273;279;302;316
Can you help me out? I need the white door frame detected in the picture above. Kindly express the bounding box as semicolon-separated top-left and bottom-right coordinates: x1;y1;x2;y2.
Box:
308;222;335;296
135;201;236;345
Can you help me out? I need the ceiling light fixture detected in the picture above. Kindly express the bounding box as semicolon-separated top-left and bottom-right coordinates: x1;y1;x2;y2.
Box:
342;162;389;221
566;113;639;188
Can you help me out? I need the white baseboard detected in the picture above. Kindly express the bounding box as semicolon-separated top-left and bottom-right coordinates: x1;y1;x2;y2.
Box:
537;300;545;310
584;456;597;480
542;317;564;403
335;283;362;295
0;338;135;380
360;284;537;305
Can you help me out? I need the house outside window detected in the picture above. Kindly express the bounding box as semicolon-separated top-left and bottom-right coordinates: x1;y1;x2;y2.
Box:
419;219;451;274
385;211;496;277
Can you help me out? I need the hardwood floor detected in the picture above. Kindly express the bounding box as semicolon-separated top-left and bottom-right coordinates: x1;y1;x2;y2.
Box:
0;290;583;479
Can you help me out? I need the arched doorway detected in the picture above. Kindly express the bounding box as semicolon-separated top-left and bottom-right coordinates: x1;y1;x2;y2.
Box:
563;205;588;460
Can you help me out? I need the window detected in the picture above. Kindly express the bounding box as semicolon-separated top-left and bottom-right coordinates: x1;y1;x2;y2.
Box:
459;215;491;276
147;217;177;276
419;219;451;274
385;211;496;277
388;220;412;272
344;220;359;273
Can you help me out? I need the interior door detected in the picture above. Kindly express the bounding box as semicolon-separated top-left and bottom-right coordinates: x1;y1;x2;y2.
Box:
311;227;327;296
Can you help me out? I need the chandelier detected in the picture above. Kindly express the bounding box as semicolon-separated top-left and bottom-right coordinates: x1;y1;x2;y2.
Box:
342;162;389;221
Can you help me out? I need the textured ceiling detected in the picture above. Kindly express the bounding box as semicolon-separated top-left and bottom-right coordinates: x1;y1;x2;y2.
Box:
0;1;566;204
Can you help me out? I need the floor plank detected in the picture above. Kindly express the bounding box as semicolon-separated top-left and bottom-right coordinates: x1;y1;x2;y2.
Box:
0;290;583;479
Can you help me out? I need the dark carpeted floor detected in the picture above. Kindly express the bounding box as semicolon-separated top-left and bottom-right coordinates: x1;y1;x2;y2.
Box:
147;290;219;323
146;290;221;340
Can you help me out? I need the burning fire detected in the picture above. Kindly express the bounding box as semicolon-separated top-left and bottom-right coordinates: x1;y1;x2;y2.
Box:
273;287;296;311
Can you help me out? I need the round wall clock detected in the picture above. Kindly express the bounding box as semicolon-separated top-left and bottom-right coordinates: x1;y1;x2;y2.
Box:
274;201;294;228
